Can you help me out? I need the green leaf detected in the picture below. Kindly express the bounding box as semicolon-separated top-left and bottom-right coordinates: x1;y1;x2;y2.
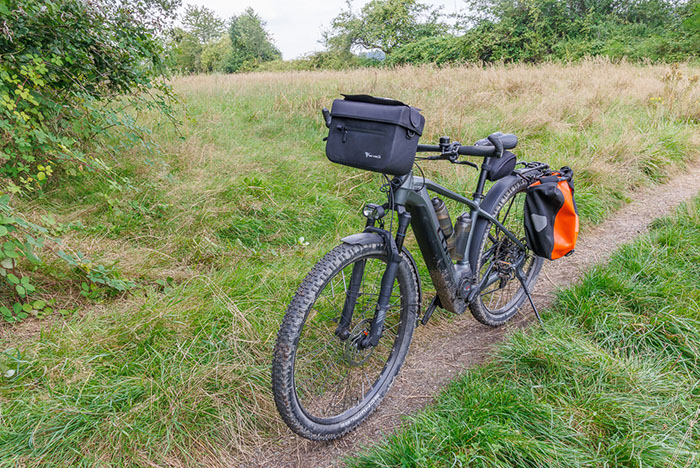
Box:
16;285;25;296
24;249;41;264
58;250;78;265
6;273;19;284
0;226;7;236
33;300;46;309
22;303;32;312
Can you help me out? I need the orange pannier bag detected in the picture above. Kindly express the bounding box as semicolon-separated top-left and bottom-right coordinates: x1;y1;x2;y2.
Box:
524;167;579;260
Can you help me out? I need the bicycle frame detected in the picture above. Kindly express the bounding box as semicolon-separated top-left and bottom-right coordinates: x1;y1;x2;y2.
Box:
398;173;525;308
339;161;547;348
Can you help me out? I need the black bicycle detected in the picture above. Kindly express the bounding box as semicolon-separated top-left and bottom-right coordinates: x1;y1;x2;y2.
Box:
272;97;550;440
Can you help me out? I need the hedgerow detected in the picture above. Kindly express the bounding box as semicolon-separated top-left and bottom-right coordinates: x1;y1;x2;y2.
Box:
0;0;179;322
388;0;700;66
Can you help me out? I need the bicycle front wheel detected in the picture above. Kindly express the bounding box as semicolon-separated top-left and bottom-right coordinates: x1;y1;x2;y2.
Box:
272;241;419;440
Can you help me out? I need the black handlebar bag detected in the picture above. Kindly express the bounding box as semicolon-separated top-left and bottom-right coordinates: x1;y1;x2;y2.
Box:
524;167;579;260
325;94;425;176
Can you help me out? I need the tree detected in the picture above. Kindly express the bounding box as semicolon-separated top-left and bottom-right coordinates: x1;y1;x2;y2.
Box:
201;35;233;72
460;0;693;62
324;0;448;55
167;27;204;73
181;4;226;44
227;8;282;72
166;4;227;73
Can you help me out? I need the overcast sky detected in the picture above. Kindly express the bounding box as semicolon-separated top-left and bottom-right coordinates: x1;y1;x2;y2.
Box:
182;0;465;60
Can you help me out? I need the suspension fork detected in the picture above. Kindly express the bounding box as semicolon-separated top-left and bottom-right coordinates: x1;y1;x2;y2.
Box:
335;218;375;340
360;207;411;348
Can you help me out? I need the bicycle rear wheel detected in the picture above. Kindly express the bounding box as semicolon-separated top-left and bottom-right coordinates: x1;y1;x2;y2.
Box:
469;177;543;326
272;241;418;440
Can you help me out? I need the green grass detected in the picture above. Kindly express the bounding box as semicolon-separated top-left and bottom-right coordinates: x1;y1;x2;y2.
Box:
348;198;700;468
0;62;699;466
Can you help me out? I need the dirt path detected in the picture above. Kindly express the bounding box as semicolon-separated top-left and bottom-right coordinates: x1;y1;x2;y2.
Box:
245;162;700;468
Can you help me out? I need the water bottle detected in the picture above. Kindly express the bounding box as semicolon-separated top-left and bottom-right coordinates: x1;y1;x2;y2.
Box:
450;213;472;261
431;197;455;252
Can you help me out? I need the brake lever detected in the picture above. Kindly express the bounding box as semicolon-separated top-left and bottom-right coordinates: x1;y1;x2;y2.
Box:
452;160;479;169
444;142;478;169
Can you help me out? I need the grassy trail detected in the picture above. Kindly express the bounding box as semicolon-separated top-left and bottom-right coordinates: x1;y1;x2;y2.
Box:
0;61;698;467
348;196;700;468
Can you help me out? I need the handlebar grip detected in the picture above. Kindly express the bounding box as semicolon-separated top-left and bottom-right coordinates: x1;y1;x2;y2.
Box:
416;144;441;152
457;145;494;157
321;108;331;128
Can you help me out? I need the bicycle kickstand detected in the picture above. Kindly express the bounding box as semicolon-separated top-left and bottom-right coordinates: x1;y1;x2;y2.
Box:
514;268;544;327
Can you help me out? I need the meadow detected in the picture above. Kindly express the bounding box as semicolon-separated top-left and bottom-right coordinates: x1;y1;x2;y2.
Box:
1;60;699;466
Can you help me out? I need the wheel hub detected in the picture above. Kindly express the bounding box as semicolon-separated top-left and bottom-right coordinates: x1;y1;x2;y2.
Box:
493;238;527;279
343;319;374;366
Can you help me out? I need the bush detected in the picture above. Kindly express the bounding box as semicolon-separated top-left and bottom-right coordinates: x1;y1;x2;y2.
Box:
0;0;177;321
254;51;379;72
386;35;469;65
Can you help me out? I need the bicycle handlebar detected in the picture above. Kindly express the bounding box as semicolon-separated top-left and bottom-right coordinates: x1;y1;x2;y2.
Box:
416;144;494;157
417;133;518;158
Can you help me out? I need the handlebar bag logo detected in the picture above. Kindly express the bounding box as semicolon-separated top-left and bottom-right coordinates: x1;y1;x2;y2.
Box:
365;151;382;159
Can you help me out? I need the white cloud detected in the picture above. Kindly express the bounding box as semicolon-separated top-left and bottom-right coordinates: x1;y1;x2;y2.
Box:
182;0;463;59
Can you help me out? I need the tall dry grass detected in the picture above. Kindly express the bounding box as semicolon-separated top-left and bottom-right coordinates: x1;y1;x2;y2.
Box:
175;58;700;214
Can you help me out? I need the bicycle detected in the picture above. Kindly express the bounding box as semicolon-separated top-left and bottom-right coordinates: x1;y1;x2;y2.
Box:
272;105;550;441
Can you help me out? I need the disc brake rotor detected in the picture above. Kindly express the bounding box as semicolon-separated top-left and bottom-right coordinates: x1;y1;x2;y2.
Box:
343;318;374;367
